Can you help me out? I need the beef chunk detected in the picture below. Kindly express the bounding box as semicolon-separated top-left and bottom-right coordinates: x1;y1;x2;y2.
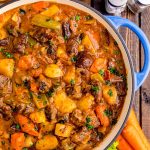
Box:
76;51;93;68
45;104;57;121
0;98;12;120
62;22;71;39
14;34;28;54
0;38;9;46
66;35;81;56
0;75;9;89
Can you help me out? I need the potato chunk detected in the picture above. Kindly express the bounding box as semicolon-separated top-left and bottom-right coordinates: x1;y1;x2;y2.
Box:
36;135;58;150
0;59;14;78
30;110;46;123
63;66;75;84
41;5;59;17
102;85;117;105
54;90;76;113
77;94;94;111
55;123;74;137
44;64;63;78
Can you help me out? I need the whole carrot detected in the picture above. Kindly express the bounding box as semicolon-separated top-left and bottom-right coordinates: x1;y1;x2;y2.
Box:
117;135;133;150
122;124;147;150
127;109;150;149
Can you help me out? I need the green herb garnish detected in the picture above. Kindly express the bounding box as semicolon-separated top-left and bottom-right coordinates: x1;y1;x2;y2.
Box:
75;15;80;21
99;69;104;76
104;109;112;117
91;86;99;93
70;79;75;85
46;89;54;97
109;67;120;76
71;56;77;63
107;89;113;97
85;117;93;130
16;124;20;129
0;48;14;58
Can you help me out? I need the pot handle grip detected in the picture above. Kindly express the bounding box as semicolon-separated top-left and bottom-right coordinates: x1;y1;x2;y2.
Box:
107;16;150;91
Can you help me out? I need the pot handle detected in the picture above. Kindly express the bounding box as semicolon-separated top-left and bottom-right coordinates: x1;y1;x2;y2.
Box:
107;16;150;91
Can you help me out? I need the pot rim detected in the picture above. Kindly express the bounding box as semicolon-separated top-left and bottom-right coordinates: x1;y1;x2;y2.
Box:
0;0;135;149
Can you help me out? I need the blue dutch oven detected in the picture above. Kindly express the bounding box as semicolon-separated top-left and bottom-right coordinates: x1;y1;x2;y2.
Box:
0;0;150;149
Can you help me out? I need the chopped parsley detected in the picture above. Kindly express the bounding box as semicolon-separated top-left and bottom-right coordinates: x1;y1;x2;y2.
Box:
15;124;20;129
75;15;80;21
85;117;93;130
105;80;112;86
1;141;5;145
104;109;112;117
85;15;93;20
99;69;104;76
70;79;75;85
71;56;77;63
109;67;120;76
107;89;113;97
23;148;28;150
19;8;26;15
91;86;99;93
0;48;14;58
46;89;54;97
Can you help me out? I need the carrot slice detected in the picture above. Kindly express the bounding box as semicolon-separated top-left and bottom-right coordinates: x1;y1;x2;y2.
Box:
127;109;150;149
117;135;133;150
32;2;49;12
11;132;25;150
16;114;39;137
95;105;110;127
122;124;147;150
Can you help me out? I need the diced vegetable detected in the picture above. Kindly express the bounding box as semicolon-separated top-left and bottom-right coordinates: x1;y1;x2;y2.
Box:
90;58;107;73
16;114;39;137
91;73;104;83
95;105;110;127
54;90;76;113
56;45;68;59
122;124;147;150
41;5;59;17
127;109;150;149
107;141;119;150
77;94;94;111
0;28;7;39
11;12;19;23
24;135;35;148
40;122;55;133
32;93;48;109
117;135;133;150
30;110;46;123
61;138;75;150
63;66;75;84
36;135;58;150
84;19;96;25
55;123;74;137
32;14;61;30
28;36;37;47
82;34;95;53
44;64;63;78
102;85;117;105
11;132;25;150
18;55;33;70
0;59;14;78
32;2;49;12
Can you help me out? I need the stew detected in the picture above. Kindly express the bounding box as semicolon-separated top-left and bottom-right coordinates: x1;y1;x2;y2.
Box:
0;2;127;150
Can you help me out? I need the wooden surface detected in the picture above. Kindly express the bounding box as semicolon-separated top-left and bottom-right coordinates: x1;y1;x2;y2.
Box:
80;0;150;141
0;0;150;142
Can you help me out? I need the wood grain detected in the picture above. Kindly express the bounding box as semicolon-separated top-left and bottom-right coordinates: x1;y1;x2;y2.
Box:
140;7;150;141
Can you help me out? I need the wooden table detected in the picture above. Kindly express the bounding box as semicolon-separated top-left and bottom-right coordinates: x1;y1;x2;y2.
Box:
80;0;150;141
0;0;149;142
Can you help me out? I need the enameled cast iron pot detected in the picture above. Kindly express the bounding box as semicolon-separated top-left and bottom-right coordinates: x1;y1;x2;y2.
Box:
1;0;150;149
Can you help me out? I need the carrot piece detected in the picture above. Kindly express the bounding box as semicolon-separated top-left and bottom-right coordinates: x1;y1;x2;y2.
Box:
95;105;110;127
11;132;25;150
127;109;150;149
30;82;38;93
122;124;147;150
117;135;133;150
18;55;33;70
16;114;39;137
90;58;107;73
32;2;49;12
